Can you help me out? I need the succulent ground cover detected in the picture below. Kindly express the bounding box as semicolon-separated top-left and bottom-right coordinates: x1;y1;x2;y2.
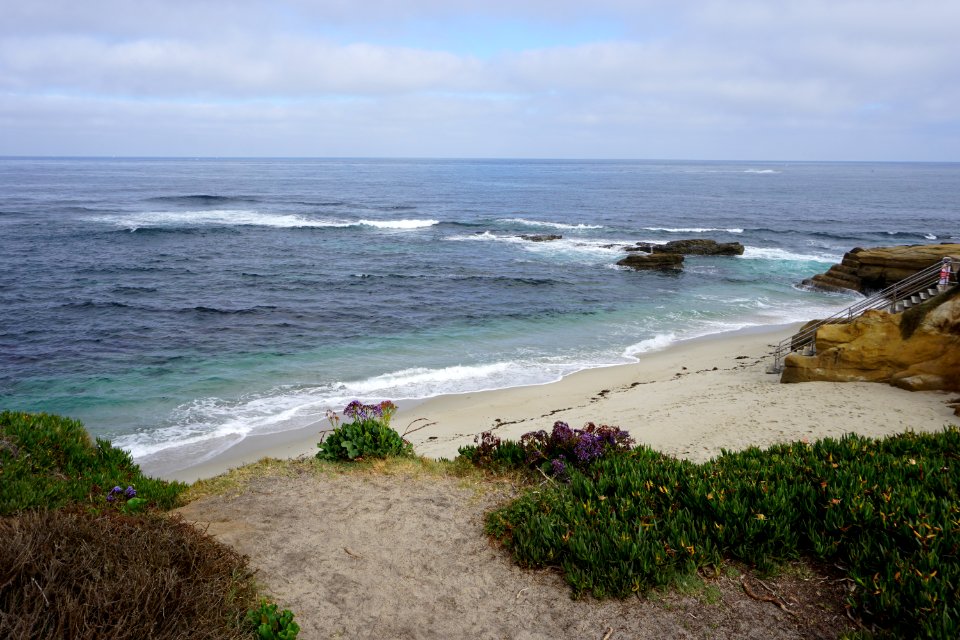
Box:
479;424;959;639
0;411;293;640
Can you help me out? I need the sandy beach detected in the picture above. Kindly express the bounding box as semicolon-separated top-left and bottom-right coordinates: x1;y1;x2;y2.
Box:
165;323;959;482
168;321;958;638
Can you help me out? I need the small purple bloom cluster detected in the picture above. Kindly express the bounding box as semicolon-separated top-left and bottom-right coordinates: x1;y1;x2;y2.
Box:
341;400;398;424
343;400;380;421
106;485;136;503
520;421;634;478
550;456;567;478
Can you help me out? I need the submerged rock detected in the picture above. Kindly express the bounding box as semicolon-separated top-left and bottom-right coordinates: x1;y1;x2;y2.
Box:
616;253;684;270
802;243;960;294
651;239;744;256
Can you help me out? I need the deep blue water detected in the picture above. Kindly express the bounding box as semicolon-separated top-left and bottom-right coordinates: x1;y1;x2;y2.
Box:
1;158;957;472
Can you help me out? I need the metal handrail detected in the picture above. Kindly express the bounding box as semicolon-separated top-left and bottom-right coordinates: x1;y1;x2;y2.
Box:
771;262;950;372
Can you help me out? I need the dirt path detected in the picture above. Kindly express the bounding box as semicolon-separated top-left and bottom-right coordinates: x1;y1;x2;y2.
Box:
176;466;854;639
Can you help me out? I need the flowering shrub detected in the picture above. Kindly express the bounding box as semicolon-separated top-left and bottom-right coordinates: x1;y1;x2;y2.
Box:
459;421;634;478
105;485;148;514
316;400;412;461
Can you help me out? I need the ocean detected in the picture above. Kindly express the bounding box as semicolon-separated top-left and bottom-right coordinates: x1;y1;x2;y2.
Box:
1;158;957;474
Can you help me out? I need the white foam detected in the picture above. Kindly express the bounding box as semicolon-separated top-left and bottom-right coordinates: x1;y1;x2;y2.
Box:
924;233;937;240
499;217;603;230
743;169;781;174
445;231;523;243
644;227;744;234
115;389;334;459
87;210;354;229
357;219;439;229
622;333;676;358
341;362;514;396
87;211;439;230
739;247;840;262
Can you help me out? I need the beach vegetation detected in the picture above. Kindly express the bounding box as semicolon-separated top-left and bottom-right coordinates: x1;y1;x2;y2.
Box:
316;400;414;461
0;410;185;514
245;599;300;640
0;411;301;639
458;421;634;478
0;508;260;639
483;427;960;639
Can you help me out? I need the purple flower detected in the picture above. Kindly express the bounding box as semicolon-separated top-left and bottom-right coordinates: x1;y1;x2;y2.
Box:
106;493;116;502
574;433;604;463
551;457;567;476
550;421;575;447
343;400;367;421
111;486;123;494
124;486;137;498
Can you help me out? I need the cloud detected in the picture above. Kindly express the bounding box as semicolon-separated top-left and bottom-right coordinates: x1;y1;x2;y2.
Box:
0;0;957;158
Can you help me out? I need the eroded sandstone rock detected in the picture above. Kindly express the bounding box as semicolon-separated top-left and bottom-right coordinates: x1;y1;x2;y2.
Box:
781;296;960;392
802;243;960;293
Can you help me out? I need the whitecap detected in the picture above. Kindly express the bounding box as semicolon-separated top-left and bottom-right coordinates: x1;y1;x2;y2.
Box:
743;169;781;174
87;209;355;229
499;217;603;230
644;227;744;234
357;219;439;229
739;247;840;263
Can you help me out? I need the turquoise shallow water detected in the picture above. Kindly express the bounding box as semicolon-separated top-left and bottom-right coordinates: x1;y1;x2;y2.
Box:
1;158;957;473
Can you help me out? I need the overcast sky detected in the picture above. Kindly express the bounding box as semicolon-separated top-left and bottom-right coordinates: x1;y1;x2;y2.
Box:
1;0;957;160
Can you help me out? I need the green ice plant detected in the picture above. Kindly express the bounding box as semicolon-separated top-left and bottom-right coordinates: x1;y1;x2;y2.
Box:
316;400;413;461
0;410;186;515
487;427;960;638
245;599;299;640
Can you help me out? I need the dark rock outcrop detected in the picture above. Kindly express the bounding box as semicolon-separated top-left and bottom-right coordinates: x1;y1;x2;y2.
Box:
651;239;744;256
802;243;960;294
518;234;562;242
616;253;684;270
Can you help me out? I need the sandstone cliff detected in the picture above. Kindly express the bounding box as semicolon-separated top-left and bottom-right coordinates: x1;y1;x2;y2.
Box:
802;243;960;293
781;291;960;392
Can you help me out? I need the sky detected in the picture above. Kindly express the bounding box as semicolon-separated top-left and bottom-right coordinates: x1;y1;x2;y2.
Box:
1;0;958;160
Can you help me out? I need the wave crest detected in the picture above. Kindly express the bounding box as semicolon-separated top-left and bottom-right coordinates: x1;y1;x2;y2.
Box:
499;218;603;230
644;227;744;234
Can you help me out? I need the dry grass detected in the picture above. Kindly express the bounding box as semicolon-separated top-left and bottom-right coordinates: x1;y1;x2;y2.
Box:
0;509;258;640
183;453;528;505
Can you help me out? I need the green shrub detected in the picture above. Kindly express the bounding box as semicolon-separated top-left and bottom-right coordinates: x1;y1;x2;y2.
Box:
0;411;186;515
458;430;527;471
316;401;413;461
487;428;960;638
245;600;300;640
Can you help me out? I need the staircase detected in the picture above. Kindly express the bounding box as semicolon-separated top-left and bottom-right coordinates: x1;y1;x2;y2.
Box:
770;261;954;373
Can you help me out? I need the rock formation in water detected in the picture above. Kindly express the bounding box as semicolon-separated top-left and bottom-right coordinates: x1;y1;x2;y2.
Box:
802;243;960;293
781;288;960;392
518;234;562;242
651;239;745;256
616;253;684;270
